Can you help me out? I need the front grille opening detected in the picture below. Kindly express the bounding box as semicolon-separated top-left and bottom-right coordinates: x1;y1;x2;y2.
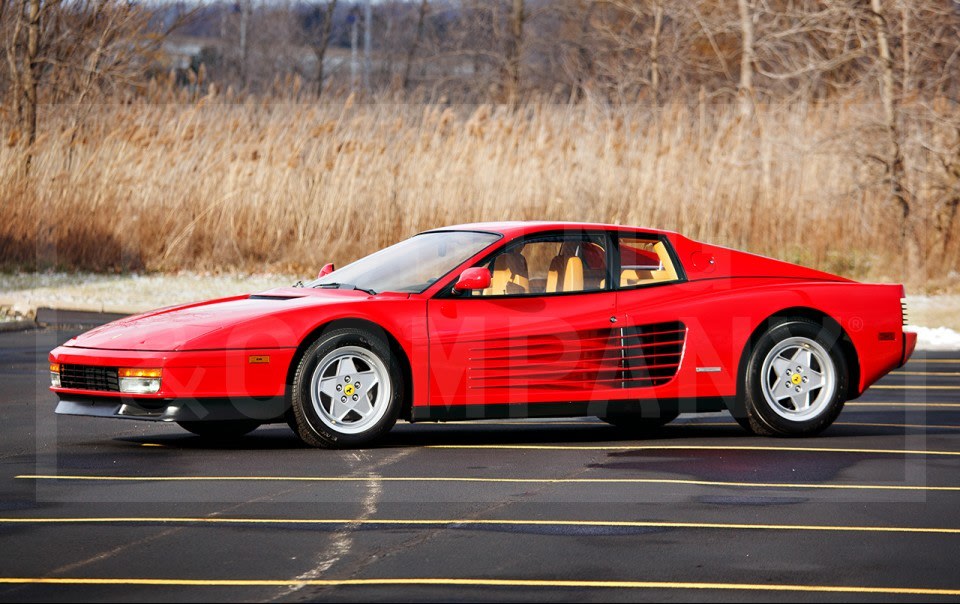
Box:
59;365;120;392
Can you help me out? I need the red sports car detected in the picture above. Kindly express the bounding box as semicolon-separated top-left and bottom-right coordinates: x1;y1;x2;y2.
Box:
50;222;916;448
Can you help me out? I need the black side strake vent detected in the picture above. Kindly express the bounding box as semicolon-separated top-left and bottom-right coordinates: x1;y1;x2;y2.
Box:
620;320;686;387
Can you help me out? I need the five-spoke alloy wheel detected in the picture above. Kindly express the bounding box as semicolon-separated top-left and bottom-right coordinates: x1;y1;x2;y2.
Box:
290;327;404;448
760;336;836;422
310;346;392;435
738;317;848;436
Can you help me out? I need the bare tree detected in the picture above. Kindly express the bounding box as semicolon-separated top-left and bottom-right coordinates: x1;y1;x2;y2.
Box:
305;0;338;98
650;0;663;104
869;0;909;238
401;0;428;92
737;0;755;114
504;0;524;104
238;0;251;88
2;0;198;170
3;0;49;167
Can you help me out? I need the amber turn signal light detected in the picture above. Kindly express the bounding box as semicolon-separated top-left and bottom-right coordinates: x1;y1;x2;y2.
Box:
118;368;162;378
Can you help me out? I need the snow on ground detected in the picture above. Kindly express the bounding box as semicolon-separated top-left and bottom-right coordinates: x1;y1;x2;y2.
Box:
0;272;957;350
0;271;299;318
907;326;960;351
905;294;960;332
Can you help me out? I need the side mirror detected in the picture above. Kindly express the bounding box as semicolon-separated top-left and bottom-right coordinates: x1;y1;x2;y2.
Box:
317;263;335;279
454;267;491;292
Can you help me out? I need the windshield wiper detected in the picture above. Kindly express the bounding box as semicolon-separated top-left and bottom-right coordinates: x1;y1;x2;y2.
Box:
314;282;378;295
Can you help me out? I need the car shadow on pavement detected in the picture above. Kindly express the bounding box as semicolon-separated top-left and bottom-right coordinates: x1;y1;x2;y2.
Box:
116;420;752;450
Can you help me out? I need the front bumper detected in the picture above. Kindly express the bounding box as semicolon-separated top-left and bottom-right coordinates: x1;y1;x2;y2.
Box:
49;346;296;400
55;394;288;423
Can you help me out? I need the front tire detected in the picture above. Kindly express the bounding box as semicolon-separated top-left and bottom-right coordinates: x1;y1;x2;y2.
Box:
740;317;848;436
289;327;404;449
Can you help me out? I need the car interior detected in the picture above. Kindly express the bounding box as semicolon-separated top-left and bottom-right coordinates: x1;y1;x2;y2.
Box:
619;239;679;287
476;234;678;296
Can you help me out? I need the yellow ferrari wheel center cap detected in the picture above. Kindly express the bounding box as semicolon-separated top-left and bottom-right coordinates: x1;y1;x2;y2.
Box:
344;384;356;396
791;374;802;386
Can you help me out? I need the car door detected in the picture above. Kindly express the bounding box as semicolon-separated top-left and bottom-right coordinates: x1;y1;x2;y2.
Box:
426;231;619;411
612;232;692;394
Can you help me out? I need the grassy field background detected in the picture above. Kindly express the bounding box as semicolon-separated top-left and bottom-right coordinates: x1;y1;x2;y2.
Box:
2;100;957;290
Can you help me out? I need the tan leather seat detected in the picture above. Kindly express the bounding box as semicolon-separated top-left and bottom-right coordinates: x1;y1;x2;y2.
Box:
484;252;529;295
560;241;605;290
620;241;679;286
621;269;649;287
546;255;584;293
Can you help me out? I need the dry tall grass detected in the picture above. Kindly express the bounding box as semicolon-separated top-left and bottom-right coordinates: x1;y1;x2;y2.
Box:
2;100;957;289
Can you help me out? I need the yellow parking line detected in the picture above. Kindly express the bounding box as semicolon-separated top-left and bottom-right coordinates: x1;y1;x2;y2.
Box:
870;385;960;390
427;444;960;456
453;421;602;426
837;421;960;430
893;371;960;377
15;474;960;492
906;359;960;364
1;516;959;535
431;420;960;431
674;421;960;431
672;421;737;427
0;577;957;595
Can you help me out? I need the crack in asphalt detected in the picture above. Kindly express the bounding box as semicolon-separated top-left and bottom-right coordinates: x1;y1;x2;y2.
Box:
272;447;413;603
286;448;612;601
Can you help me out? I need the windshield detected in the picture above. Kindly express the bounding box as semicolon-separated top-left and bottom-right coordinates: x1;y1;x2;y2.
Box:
308;231;500;294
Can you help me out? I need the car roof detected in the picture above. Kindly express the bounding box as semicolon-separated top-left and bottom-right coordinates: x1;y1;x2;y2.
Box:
424;221;676;238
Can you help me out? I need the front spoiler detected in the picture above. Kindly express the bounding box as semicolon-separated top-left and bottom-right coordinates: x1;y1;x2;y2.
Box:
55;395;288;423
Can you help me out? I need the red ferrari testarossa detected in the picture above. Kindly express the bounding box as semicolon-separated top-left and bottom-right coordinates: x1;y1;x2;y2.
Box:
50;222;915;447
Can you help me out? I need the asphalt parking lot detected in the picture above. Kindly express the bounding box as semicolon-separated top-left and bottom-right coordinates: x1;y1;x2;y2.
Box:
2;322;960;602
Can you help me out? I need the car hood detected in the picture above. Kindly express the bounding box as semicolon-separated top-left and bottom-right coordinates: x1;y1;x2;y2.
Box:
63;287;388;352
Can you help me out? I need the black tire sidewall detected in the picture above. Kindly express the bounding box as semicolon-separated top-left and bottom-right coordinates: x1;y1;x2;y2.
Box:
291;328;403;448
744;318;848;436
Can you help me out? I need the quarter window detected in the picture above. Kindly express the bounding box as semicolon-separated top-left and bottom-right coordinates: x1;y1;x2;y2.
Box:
618;235;680;287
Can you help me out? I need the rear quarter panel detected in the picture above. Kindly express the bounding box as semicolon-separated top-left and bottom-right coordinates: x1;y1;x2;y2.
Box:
616;278;904;399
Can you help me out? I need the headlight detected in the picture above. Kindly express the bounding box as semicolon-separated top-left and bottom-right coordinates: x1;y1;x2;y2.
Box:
50;363;61;388
118;368;162;394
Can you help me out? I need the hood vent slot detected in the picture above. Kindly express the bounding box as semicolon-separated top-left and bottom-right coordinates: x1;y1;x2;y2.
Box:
249;295;303;301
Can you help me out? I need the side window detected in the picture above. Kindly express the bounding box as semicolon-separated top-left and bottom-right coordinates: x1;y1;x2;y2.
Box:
471;234;609;296
618;235;680;288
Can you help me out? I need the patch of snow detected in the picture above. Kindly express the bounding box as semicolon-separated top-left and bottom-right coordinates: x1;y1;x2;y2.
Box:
907;326;960;351
0;271;300;316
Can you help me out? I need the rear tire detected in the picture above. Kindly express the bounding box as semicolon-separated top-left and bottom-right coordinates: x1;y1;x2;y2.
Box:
289;327;404;449
177;420;260;439
739;317;848;437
